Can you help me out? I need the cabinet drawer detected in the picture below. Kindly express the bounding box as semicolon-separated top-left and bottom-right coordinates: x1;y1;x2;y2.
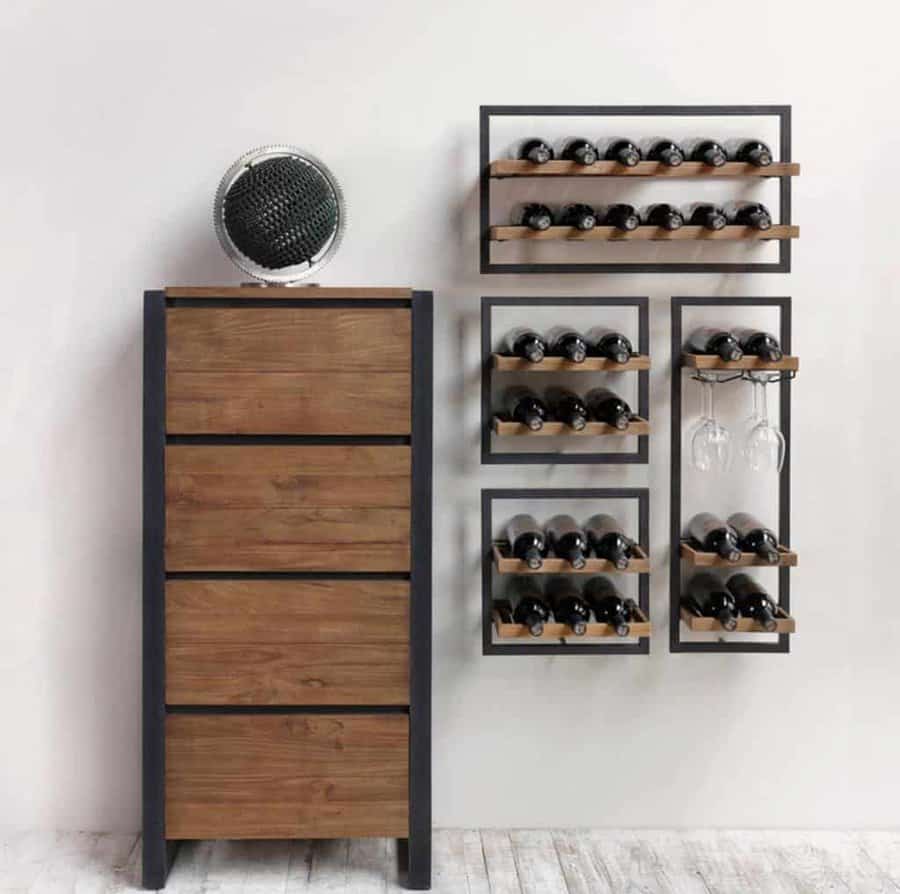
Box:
165;713;409;839
166;579;409;705
165;445;410;572
166;307;411;435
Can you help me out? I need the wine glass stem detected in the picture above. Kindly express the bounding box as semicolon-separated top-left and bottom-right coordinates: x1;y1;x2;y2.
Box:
759;380;770;424
707;379;718;425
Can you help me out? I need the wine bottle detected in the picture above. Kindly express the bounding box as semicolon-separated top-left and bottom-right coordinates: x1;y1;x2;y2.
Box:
686;327;743;362
586;386;632;430
727;512;780;564
583;577;631;636
683;138;728;167
683;572;739;631
598;137;642;167
505;513;546;569
512;203;553;231
546;386;588;432
731;326;783;362
514;137;554;165
545;577;590;636
724;201;772;231
545;514;588;570
559;137;598;166
502;327;547;364
725;138;773;167
726;573;778;632
584;513;635;569
642;137;685;167
545;326;588;364
685;202;727;231
598;203;640;232
586;326;634;364
687;512;742;562
503;386;548;431
508;576;551;637
558;203;597;232
643;203;685;231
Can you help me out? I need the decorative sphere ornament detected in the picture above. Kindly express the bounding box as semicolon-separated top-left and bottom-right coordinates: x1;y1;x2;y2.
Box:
214;145;346;283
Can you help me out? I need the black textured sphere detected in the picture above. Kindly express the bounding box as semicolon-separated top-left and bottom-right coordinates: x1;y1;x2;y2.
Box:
223;156;338;270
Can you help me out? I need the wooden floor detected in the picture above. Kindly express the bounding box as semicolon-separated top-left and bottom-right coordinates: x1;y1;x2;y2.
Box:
1;829;899;892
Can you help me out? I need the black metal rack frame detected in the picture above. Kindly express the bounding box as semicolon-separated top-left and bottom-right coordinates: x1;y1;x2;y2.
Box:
479;104;793;274
669;296;792;654
481;296;649;465
482;488;650;655
143;290;433;890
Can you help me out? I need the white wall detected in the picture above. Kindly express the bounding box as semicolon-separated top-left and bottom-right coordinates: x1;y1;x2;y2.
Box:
1;0;898;833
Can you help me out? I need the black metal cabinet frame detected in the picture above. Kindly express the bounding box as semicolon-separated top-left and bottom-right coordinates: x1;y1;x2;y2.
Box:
142;290;433;889
482;488;650;656
481;296;649;465
669;296;792;654
479;104;793;274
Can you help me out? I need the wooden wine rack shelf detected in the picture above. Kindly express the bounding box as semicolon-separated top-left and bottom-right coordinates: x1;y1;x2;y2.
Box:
489;160;801;179
682;353;799;372
680;605;795;634
680;541;798;568
492;352;651;372
493;607;651;640
489;225;799;243
492;416;650;437
492;542;650;575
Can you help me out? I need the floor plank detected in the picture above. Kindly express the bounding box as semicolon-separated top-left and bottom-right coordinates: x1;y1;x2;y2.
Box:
508;830;568;894
480;830;522;894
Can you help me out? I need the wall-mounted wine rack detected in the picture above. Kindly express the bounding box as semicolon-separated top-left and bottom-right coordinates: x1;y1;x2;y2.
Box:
481;296;649;465
670;297;795;654
480;104;797;274
482;488;650;655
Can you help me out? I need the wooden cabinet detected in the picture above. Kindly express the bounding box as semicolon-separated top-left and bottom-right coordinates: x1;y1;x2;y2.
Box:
143;287;432;890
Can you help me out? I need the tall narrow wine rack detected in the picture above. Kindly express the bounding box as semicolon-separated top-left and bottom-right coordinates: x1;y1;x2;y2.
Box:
670;296;795;653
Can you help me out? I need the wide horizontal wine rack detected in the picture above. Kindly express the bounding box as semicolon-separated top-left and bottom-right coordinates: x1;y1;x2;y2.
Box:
480;104;797;274
482;296;649;465
482;488;651;655
670;296;795;653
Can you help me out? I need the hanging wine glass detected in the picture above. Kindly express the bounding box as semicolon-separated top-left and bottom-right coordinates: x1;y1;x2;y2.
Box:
740;374;763;465
691;375;732;473
744;374;785;473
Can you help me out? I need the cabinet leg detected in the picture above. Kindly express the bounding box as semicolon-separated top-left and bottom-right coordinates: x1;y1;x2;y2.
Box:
406;832;431;890
142;838;178;890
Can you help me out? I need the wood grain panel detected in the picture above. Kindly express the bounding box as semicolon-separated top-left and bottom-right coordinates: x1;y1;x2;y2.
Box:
165;713;409;839
166;579;410;705
165;445;410;571
167;642;409;705
167;371;411;435
167;308;410;372
166;579;409;643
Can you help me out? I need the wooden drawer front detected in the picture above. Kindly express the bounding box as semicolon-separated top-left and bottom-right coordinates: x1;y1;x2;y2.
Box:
166;308;411;435
165;713;409;839
166;579;409;705
165;445;410;572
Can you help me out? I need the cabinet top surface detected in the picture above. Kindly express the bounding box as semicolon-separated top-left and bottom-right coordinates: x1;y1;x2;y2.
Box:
165;286;413;299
